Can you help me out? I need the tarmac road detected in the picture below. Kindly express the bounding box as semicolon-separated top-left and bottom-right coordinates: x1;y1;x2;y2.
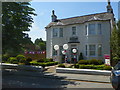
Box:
2;69;113;89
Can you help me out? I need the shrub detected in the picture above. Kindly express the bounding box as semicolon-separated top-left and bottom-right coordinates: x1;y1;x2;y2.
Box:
58;64;65;68
37;58;44;62
25;58;32;65
49;58;53;62
89;59;103;65
94;65;105;70
8;57;18;64
103;65;112;70
78;60;89;65
79;65;95;69
74;64;79;68
79;52;84;60
54;61;58;65
30;60;39;65
2;54;10;62
16;55;25;61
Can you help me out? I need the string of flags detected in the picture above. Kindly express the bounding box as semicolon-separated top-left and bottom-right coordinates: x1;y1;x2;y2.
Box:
24;51;46;54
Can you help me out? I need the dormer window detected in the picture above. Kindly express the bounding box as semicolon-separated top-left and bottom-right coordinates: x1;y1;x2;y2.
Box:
72;27;76;36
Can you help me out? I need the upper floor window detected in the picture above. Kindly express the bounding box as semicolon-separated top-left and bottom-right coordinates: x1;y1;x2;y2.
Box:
72;27;76;35
98;24;102;34
53;28;58;37
88;24;96;35
59;28;63;37
85;25;87;35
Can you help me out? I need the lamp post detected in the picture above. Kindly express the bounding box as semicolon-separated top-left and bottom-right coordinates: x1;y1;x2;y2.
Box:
72;48;77;63
54;45;59;62
62;44;68;63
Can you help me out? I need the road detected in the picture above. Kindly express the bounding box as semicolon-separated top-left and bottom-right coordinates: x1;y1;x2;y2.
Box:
2;69;113;89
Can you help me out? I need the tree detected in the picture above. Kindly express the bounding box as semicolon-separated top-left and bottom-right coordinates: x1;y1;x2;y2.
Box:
34;38;46;51
111;20;120;66
2;2;36;55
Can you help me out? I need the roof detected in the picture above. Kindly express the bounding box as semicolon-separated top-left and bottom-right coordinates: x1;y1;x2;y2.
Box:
45;12;114;29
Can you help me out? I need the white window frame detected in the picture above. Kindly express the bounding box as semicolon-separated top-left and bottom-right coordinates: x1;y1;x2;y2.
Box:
53;28;58;37
89;44;96;57
72;26;76;36
59;28;63;37
88;24;96;35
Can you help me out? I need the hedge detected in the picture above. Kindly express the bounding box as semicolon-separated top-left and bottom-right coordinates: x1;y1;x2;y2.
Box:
74;64;112;70
58;64;66;68
30;60;58;67
78;59;103;65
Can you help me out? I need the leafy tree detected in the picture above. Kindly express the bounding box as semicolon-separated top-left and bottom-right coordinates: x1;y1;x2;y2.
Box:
111;20;120;66
34;38;46;51
2;2;36;55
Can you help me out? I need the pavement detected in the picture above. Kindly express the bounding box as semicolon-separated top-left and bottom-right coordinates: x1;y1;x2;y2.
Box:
44;65;111;83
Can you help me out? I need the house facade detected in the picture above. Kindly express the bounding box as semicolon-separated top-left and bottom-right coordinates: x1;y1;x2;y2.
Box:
45;1;115;63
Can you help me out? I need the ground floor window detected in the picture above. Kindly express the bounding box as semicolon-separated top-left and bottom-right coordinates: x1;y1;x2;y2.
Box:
53;47;57;56
85;44;102;57
89;45;96;56
98;44;102;56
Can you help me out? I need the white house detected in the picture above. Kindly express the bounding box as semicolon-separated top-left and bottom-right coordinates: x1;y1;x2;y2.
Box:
45;1;115;63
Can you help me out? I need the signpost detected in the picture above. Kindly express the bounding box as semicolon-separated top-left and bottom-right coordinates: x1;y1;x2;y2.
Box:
104;54;110;66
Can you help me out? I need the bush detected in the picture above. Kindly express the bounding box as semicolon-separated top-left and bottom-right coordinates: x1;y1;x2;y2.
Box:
94;65;105;70
54;61;58;65
8;57;18;64
79;52;84;60
2;54;10;62
74;64;79;68
78;60;89;65
30;60;39;65
25;58;32;65
103;65;112;70
37;58;44;62
79;65;95;69
49;58;53;62
16;55;25;61
89;59;103;65
58;64;65;68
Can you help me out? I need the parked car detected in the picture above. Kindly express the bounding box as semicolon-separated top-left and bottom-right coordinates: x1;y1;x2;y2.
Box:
110;61;120;90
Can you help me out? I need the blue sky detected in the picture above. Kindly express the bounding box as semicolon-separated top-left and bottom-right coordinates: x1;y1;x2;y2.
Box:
28;1;119;43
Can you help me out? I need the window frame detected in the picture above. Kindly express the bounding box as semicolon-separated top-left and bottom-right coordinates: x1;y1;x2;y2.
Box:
88;24;96;35
72;26;76;36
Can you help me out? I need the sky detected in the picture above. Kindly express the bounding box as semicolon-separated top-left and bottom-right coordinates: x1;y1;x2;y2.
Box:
27;1;119;43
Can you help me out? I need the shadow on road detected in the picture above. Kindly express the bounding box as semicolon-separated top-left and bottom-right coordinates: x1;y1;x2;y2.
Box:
2;69;77;88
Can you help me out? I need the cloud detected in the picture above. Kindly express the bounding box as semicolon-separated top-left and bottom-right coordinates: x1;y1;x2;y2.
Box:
28;23;46;43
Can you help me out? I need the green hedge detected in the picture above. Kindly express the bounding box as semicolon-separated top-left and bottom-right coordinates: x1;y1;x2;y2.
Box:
30;60;58;67
74;64;112;70
78;59;103;65
58;64;65;68
8;57;19;64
